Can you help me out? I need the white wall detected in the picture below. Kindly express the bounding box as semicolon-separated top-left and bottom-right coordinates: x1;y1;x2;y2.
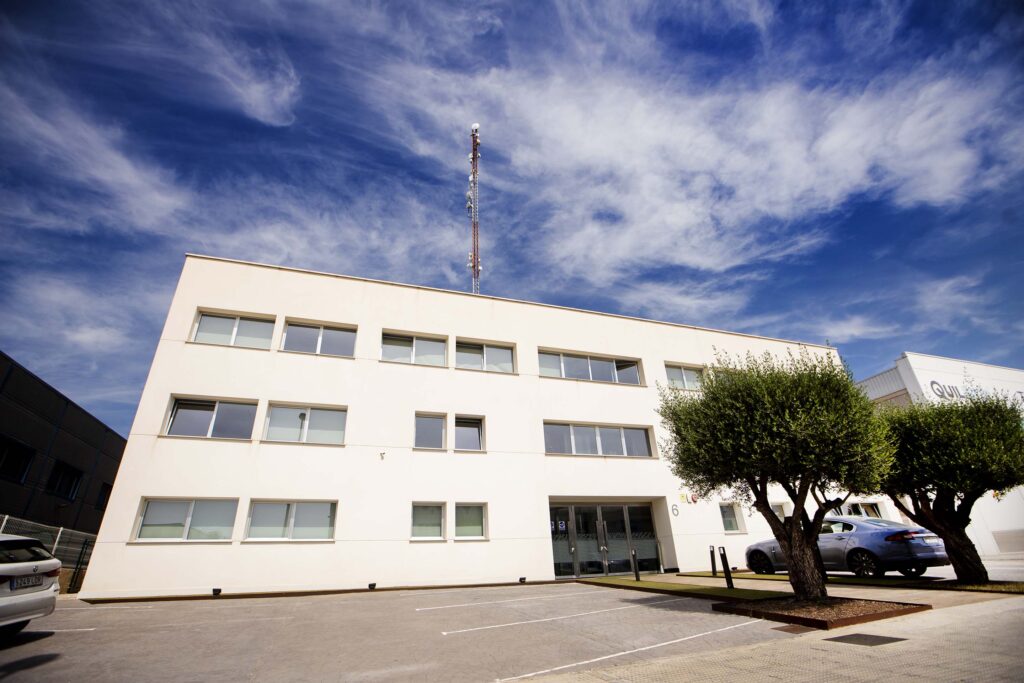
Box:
82;255;844;598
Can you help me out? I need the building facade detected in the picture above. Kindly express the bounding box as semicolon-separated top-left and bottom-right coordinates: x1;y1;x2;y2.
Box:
81;255;897;599
1;350;125;535
858;352;1024;557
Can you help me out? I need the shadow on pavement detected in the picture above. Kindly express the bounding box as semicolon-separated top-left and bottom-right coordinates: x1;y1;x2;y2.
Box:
0;653;60;679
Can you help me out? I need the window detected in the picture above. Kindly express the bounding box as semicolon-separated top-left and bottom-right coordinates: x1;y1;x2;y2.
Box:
265;405;347;445
455;342;514;373
543;423;652;457
136;499;238;540
282;322;356;357
381;334;446;366
770;503;786;520
454;417;484;451
455;504;486;538
415;414;445;449
96;482;113;511
0;435;33;483
166;399;257;439
193;313;273;349
247;501;336;540
666;365;703;390
537;351;641;385
45;461;82;500
843;502;883;518
719;503;742;532
412;504;444;539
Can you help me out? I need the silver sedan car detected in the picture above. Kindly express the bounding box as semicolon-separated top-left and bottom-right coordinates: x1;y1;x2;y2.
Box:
745;516;949;578
0;534;62;638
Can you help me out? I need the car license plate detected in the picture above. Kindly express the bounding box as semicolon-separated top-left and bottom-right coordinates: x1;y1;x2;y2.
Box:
11;575;44;590
924;537;941;545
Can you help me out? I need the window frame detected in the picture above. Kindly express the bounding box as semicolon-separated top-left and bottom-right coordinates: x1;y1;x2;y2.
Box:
95;482;113;511
0;435;34;484
132;498;239;543
453;415;485;452
665;363;704;390
165;397;258;440
191;311;275;350
454;503;488;541
719;502;746;534
410;502;446;541
542;422;654;458
380;332;448;367
537;350;643;386
280;320;357;358
454;338;516;374
244;500;338;542
45;460;83;501
262;403;348;445
414;412;447;450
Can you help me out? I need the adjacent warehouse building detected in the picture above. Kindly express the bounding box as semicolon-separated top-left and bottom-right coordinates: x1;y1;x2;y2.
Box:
1;350;125;535
858;352;1024;557
81;255;898;599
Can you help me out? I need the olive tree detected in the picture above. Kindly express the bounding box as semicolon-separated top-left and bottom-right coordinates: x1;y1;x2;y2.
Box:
659;351;894;600
881;394;1024;584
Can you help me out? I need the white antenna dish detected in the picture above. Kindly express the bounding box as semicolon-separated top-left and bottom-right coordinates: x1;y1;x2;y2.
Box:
471;123;480;131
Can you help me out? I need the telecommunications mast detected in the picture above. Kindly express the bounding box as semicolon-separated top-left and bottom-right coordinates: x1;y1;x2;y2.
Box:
465;123;481;294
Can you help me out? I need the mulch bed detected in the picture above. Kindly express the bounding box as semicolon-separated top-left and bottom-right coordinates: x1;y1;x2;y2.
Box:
713;596;930;629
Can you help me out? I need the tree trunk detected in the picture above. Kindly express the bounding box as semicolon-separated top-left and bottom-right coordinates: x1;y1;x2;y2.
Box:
781;531;828;600
942;526;989;584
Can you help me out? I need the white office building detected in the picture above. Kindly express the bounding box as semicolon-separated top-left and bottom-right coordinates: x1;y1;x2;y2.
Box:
858;352;1024;557
81;255;896;599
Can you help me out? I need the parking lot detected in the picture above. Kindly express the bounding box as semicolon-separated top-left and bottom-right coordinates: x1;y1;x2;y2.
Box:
0;582;791;681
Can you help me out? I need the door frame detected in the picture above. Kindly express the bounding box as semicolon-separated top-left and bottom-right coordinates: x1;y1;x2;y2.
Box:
552;503;659;578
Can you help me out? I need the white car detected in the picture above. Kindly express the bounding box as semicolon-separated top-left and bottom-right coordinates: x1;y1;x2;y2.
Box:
0;534;62;638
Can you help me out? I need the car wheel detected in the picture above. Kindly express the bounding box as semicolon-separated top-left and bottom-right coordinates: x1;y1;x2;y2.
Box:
898;565;926;578
747;551;775;575
0;620;29;639
848;549;884;578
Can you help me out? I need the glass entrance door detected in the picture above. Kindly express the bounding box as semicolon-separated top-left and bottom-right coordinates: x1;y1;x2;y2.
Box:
549;503;661;578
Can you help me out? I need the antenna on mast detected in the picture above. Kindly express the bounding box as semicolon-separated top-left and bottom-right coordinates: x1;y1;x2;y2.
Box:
465;123;481;294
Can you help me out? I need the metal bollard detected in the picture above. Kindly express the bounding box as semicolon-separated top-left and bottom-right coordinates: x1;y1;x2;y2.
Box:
718;546;734;589
632;549;640;581
710;545;717;577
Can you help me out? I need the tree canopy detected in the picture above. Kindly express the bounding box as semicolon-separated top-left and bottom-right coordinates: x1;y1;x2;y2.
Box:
659;350;894;599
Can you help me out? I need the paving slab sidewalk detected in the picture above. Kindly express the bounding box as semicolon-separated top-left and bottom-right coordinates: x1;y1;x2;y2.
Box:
648;573;1013;609
536;596;1024;682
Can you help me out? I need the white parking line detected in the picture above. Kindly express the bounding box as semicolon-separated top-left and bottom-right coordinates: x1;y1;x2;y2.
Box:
416;590;600;612
442;597;690;635
58;605;157;611
495;619;763;681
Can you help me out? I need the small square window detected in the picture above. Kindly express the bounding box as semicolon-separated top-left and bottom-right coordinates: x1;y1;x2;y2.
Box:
167;399;255;439
455;417;483;451
615;360;640;385
572;425;598;454
210;402;258;439
770;504;786;520
186;500;237;540
720;504;741;532
46;461;82;501
415;414;445;449
167;400;215;437
95;482;113;511
249;502;290;538
320;327;356;357
412;504;444;538
598;427;624;455
283;323;320;353
456;343;484;370
455;504;485;538
563;355;591;380
233;318;274;349
667;365;703;390
266;406;347;444
538;352;562;377
0;435;34;483
589;358;616;382
382;335;413;363
485;346;514;373
544;423;572;454
194;314;235;345
623;428;651;457
414;337;446;366
138;500;190;539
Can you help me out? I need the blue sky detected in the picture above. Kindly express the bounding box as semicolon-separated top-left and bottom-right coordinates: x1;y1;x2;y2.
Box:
1;1;1022;436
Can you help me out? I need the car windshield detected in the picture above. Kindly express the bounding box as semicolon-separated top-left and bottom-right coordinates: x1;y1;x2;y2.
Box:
0;539;55;563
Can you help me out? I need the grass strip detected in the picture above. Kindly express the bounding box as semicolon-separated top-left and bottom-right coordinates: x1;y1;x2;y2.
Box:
578;576;784;601
677;571;1024;594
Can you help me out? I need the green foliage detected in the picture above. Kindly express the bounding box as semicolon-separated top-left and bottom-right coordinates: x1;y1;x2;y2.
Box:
658;350;894;502
881;394;1024;501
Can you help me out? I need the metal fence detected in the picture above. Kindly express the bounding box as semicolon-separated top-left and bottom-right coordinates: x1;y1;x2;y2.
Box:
0;515;95;592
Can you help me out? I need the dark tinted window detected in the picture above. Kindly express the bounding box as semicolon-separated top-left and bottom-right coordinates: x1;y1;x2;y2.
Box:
210;403;257;439
283;323;319;353
168;400;215;436
96;482;113;511
0;435;34;483
320;328;356;357
544;424;572;453
46;461;83;500
0;539;54;564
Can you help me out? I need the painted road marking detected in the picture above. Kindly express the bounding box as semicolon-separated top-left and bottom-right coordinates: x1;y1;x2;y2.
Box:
29;628;97;633
58;606;157;611
416;590;600;612
442;597;690;635
495;619;763;681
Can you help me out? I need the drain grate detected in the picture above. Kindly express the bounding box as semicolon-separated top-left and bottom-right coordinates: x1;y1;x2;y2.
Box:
773;624;816;634
825;633;907;646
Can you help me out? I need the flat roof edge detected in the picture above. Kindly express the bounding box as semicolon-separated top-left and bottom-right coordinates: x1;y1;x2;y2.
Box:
182;253;834;350
901;351;1024;374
